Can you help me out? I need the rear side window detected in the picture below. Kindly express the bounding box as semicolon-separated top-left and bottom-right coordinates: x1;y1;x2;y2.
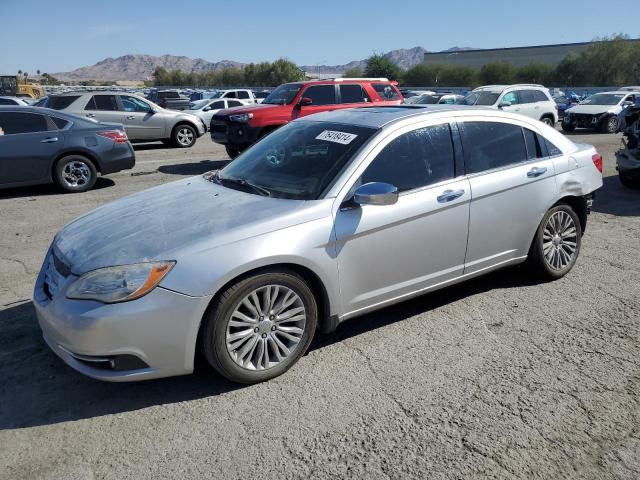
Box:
461;122;527;174
523;128;543;159
47;95;80;110
237;91;250;99
544;138;563;156
85;95;119;111
372;83;400;101
534;90;549;102
339;84;370;104
303;85;336;105
0;112;49;134
50;116;71;130
518;90;537;104
226;100;242;108
361;124;455;192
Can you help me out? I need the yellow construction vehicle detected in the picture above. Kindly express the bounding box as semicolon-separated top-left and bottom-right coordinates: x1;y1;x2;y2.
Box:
0;75;45;98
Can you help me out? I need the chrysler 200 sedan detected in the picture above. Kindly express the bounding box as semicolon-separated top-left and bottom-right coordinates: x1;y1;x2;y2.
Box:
34;106;603;384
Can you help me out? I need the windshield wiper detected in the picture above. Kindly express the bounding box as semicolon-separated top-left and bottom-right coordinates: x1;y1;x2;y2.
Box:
214;172;272;197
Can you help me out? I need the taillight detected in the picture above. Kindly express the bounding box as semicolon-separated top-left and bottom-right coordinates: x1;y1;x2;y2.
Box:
97;130;128;144
592;153;603;173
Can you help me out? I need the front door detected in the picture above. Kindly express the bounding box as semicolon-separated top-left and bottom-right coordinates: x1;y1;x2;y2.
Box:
120;95;164;140
334;123;470;315
293;84;337;119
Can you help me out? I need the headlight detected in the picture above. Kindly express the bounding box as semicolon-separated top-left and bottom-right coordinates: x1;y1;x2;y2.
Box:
229;113;253;123
66;261;175;303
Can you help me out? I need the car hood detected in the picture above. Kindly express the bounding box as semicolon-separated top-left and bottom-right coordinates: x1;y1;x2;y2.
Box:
54;176;309;274
566;104;619;115
217;103;288;116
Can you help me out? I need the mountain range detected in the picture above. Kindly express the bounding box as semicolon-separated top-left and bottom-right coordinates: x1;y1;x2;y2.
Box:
53;46;475;82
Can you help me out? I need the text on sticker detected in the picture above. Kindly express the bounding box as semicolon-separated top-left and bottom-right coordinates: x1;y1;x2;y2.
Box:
315;130;358;145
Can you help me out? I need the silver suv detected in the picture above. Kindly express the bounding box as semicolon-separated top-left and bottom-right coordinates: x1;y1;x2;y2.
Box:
463;84;558;126
34;106;602;384
40;91;206;148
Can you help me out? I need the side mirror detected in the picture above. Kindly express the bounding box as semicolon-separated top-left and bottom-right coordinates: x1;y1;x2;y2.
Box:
203;106;211;112
298;97;313;108
622;101;633;108
353;182;398;206
498;101;512;108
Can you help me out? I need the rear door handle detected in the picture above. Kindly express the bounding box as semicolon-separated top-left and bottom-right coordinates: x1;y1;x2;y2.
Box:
41;137;58;143
437;189;465;203
527;166;547;178
126;115;136;120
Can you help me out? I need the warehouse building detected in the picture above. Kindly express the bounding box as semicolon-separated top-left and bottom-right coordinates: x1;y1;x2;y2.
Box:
424;39;640;68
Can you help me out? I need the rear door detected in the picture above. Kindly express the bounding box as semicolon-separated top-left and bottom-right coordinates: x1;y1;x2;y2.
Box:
337;84;372;109
0;111;63;185
460;119;558;274
120;95;163;140
83;94;124;125
334;122;470;314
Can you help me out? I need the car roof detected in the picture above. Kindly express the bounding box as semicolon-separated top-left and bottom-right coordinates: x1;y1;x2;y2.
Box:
300;105;495;128
592;90;639;95
0;105;93;122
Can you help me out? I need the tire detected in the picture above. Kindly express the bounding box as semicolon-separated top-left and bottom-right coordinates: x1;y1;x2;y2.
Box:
53;155;97;193
172;124;197;148
601;115;619;134
225;145;241;159
540;116;555;127
619;173;640;189
526;204;582;280
561;122;575;133
201;270;318;383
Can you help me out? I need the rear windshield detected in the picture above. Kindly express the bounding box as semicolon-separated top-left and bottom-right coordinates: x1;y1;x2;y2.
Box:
372;83;400;100
463;92;500;106
46;95;80;110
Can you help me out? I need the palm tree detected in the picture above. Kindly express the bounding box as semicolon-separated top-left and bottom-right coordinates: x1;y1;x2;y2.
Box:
17;70;22;83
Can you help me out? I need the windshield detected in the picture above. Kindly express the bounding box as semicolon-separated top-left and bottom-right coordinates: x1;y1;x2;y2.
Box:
463;92;500;106
580;93;625;106
263;83;302;105
215;121;377;200
189;99;210;110
414;95;441;105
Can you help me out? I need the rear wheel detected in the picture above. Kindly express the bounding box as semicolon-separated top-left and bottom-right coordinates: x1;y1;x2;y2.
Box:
225;145;241;159
172;124;197;148
540;116;554;127
601;115;619;134
561;122;575;133
53;155;97;193
201;270;318;383
527;204;582;280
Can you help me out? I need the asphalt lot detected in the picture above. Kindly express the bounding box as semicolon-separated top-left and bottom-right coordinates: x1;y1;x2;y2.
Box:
1;131;639;480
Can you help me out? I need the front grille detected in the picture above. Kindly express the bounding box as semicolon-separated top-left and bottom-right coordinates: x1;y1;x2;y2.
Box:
572;113;597;124
43;251;69;299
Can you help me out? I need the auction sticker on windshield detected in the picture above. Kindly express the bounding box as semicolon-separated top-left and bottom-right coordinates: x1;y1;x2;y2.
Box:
315;130;358;145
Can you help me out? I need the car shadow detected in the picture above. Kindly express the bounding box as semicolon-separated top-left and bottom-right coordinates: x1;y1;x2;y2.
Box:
131;142;171;151
0;265;541;430
0;178;115;200
157;160;229;176
591;174;640;217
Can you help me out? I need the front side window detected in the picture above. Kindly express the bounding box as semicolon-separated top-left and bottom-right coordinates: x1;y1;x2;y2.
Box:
226;100;242;108
360;124;455;192
302;85;336;105
85;95;119;111
0;112;49;134
339;84;370;104
461;122;527;174
216;121;376;200
120;96;151;113
502;91;519;105
262;83;302;105
212;101;226;109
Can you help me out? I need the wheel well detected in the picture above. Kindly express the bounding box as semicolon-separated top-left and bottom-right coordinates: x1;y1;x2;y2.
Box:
555;196;588;233
52;151;100;175
172;121;198;137
540;113;555;121
195;263;331;358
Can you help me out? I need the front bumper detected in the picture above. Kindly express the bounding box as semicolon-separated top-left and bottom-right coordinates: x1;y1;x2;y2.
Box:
564;113;605;128
209;116;261;149
33;248;211;382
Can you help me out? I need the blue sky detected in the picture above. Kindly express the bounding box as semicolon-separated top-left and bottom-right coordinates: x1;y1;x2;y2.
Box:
0;0;637;74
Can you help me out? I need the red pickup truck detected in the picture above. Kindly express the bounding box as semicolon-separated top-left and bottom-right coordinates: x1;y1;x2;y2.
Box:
210;78;403;158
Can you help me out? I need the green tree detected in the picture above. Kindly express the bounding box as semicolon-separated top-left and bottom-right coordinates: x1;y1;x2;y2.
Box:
478;61;515;85
364;54;402;81
515;63;554;84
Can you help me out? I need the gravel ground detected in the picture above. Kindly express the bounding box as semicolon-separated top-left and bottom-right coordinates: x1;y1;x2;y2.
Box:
0;131;639;480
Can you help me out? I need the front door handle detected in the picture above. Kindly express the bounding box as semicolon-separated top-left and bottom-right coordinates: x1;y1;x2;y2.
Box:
527;166;547;178
86;113;95;118
437;189;465;203
126;115;136;120
41;137;58;143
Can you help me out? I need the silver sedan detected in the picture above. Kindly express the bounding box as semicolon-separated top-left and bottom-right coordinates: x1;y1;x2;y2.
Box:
34;106;603;383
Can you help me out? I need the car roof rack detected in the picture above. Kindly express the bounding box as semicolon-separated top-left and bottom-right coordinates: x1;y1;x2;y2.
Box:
316;77;390;82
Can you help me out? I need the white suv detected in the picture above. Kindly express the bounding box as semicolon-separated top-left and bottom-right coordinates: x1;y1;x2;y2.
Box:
463;84;558;126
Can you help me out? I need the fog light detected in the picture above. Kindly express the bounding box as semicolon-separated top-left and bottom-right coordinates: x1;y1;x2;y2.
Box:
238;129;243;136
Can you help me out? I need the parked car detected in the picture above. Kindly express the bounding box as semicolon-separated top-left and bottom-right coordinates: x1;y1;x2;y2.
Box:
399;89;434;100
188;98;249;129
34;105;602;383
146;89;191;110
208;89;258;104
0;96;31;106
253;90;271;104
553;95;578;120
189;90;219;102
463;84;558;126
407;92;464;105
562;91;640;134
37;92;206;148
210;78;403;158
615;98;640;188
0;106;135;192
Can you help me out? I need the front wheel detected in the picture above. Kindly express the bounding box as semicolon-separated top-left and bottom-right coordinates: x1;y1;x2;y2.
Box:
526;204;582;280
53;155;97;193
225;145;241;159
172;124;197;148
540;116;554;127
201;270;318;383
601;115;619;134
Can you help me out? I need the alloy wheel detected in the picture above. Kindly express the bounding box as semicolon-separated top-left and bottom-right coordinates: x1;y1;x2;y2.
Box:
542;210;578;270
225;285;306;371
62;160;92;188
177;127;195;146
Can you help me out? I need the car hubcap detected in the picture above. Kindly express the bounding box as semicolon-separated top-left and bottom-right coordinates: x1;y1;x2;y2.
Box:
177;128;194;146
608;118;618;132
62;161;91;187
226;285;306;371
543;118;553;126
543;211;578;270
